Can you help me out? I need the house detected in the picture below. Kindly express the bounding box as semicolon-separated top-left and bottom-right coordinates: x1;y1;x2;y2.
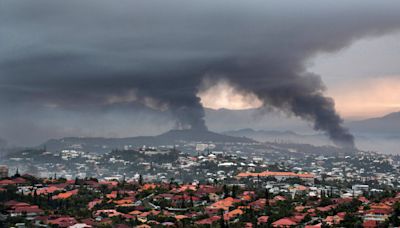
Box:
95;209;122;218
273;195;286;201
114;198;135;207
141;183;157;190
0;179;17;186
363;209;391;222
36;186;63;195
272;218;297;227
175;215;189;221
248;198;266;211
13;177;29;185
135;225;151;228
4;200;30;208
47;216;78;227
224;209;243;221
258;216;269;225
208;197;240;211
324;214;344;225
88;199;102;210
5;201;44;217
129;210;143;216
9;205;44;217
161;222;175;227
196;185;218;195
305;223;322;228
69;224;92;228
237;171;314;182
106;191;118;199
290;214;306;223
52;189;79;200
195;216;221;225
316;204;336;212
363;220;378;228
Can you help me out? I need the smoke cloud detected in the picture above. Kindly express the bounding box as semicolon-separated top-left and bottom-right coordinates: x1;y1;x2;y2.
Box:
2;0;400;146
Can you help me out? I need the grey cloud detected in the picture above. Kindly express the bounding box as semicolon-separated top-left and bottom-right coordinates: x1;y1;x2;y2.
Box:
1;0;400;147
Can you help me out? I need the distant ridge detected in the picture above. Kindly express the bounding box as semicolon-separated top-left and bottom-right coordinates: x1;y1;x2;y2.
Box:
157;129;253;143
224;128;330;146
348;111;400;135
42;129;254;153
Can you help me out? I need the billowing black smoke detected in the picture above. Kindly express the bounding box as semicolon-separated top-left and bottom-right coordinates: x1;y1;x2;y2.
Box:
208;60;356;148
2;0;400;146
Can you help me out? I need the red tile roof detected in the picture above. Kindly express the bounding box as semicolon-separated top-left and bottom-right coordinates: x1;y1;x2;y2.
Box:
305;223;322;228
0;179;16;185
364;209;392;215
209;197;240;210
52;189;79;200
12;205;44;214
48;217;78;228
258;216;269;224
13;177;28;184
106;190;118;199
272;218;297;227
36;186;63;195
5;200;30;207
363;220;378;228
195;216;221;225
224;209;244;221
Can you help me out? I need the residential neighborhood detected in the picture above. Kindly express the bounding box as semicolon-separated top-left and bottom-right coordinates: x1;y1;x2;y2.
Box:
1;142;400;227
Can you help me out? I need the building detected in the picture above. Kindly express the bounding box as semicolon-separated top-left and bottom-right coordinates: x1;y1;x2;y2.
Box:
0;165;8;178
352;184;369;192
139;146;171;156
237;171;315;183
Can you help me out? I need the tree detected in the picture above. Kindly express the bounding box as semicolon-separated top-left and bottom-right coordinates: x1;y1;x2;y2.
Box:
100;184;109;194
341;213;362;227
390;202;400;226
213;178;219;186
139;174;143;186
302;213;312;223
33;189;38;205
232;185;238;198
219;209;226;228
14;168;21;178
265;188;270;200
223;184;229;198
121;175;126;189
180;197;185;208
188;191;195;207
169;177;174;189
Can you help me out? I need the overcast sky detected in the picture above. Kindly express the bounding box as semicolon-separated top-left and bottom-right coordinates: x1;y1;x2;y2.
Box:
202;31;400;119
1;0;400;145
311;32;400;119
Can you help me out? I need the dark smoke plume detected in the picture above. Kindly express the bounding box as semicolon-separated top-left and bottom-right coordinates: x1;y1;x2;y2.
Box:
2;0;400;146
209;60;356;147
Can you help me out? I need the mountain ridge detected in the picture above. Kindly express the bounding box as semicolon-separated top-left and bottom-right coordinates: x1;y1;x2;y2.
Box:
348;111;400;135
223;128;331;146
42;129;255;153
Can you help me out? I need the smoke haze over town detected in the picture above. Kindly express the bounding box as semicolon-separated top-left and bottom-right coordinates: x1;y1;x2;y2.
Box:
1;0;400;150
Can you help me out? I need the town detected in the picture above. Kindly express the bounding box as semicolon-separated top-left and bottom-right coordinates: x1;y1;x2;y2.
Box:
1;139;400;227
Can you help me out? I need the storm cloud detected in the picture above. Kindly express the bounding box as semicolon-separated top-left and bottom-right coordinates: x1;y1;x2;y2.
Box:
1;0;400;147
